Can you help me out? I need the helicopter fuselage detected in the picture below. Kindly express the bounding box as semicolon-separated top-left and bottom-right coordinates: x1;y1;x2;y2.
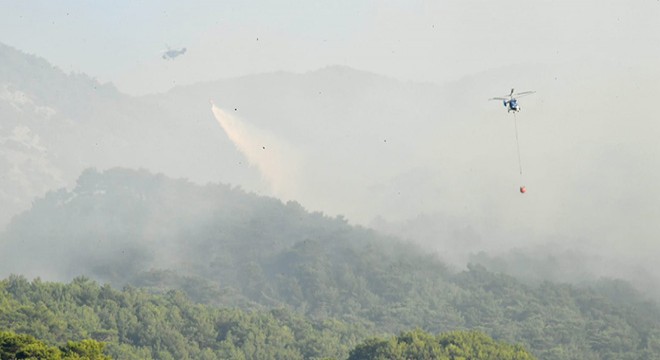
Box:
503;99;521;112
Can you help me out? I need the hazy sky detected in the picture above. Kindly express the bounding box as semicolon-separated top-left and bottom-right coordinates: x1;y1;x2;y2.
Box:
2;1;659;94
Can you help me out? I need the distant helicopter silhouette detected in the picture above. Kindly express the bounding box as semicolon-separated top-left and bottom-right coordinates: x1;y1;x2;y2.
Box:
162;46;187;60
489;88;535;113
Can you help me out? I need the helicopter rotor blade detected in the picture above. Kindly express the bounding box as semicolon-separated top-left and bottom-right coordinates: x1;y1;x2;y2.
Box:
513;91;536;98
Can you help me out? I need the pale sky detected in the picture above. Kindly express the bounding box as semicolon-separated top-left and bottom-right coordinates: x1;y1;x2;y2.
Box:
2;1;659;94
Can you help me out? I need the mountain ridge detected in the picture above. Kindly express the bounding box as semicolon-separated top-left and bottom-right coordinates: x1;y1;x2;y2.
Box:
2;167;660;359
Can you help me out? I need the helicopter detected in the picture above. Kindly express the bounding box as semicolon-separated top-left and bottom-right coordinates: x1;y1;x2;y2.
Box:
162;46;187;60
489;88;535;113
489;88;536;194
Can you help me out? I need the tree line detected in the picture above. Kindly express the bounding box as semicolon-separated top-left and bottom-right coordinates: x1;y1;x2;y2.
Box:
3;168;660;359
1;276;538;359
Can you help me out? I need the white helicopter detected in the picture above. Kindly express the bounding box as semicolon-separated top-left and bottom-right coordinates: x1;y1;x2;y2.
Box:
489;88;535;113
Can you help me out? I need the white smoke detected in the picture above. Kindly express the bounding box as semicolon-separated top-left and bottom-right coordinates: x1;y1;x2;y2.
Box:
210;103;303;201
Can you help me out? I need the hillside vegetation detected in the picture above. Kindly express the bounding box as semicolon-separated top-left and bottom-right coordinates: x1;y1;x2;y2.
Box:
349;329;535;360
1;276;539;360
3;168;660;359
0;276;365;359
0;331;109;360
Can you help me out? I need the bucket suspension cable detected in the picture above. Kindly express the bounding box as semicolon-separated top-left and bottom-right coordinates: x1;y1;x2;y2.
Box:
513;112;523;176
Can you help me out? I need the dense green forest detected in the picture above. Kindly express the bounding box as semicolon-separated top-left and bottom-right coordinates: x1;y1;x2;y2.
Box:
3;168;660;359
0;277;536;359
0;331;110;360
349;329;535;360
0;276;364;359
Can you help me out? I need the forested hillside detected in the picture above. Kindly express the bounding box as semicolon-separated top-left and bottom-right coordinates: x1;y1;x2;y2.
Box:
2;168;660;359
0;331;110;360
349;329;535;360
1;277;542;359
0;42;252;228
0;276;366;359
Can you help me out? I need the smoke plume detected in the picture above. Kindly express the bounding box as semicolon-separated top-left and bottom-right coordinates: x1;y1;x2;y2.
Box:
210;103;302;200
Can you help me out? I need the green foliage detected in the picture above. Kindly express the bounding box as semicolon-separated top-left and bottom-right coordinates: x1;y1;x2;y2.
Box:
0;331;110;360
349;329;535;360
0;276;364;360
4;168;660;359
63;339;111;360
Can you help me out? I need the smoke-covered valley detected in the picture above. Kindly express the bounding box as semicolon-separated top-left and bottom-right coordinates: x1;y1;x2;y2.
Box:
1;41;659;300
